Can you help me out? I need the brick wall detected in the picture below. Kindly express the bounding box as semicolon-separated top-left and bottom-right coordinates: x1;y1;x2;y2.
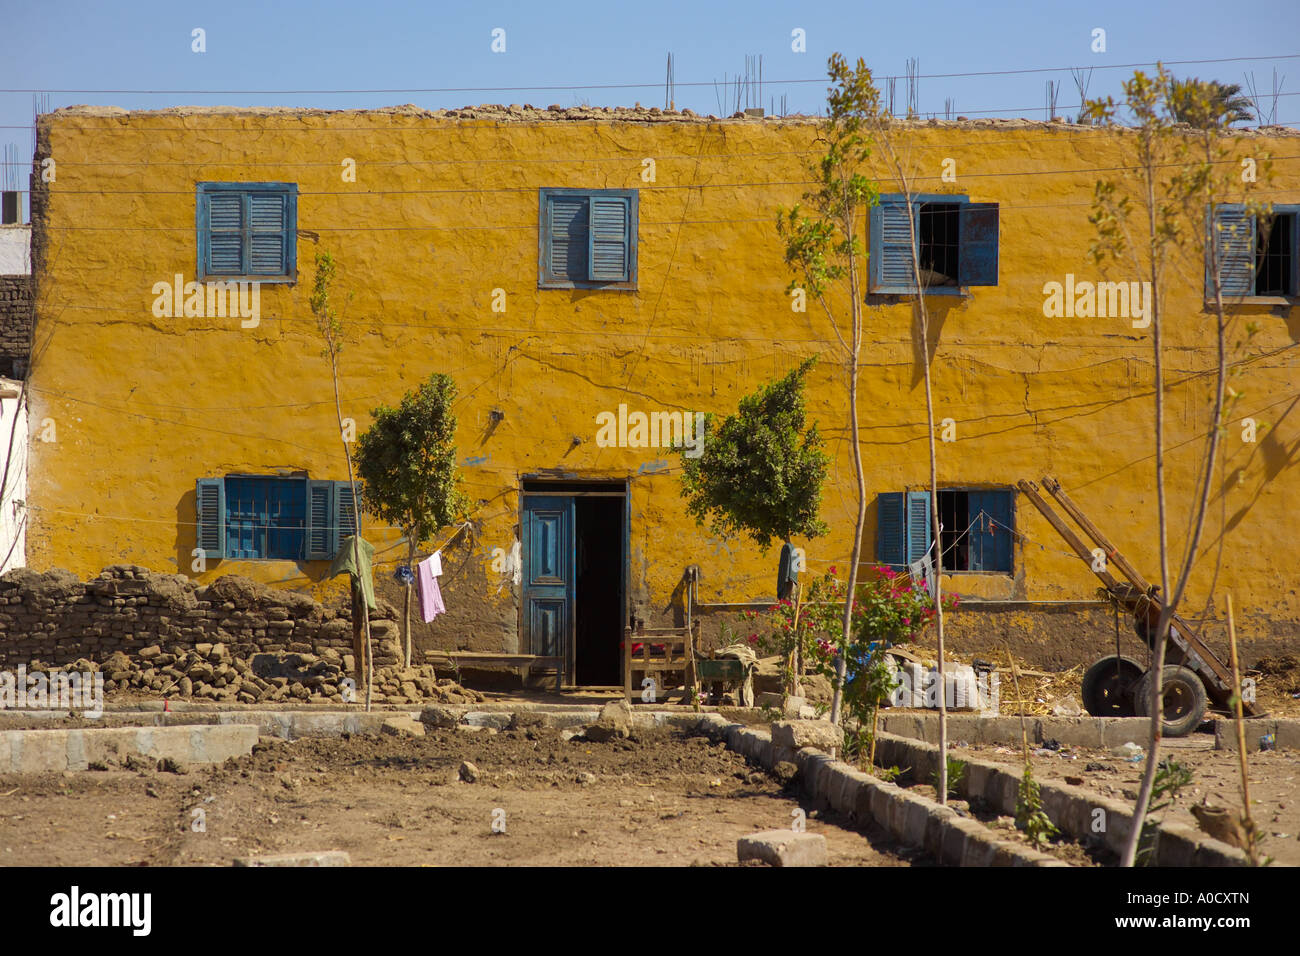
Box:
0;275;32;378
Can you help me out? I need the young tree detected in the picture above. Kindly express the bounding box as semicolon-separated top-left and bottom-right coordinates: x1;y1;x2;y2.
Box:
778;56;880;728
679;358;830;692
1087;68;1270;866
354;373;468;669
781;55;955;804
310;251;375;711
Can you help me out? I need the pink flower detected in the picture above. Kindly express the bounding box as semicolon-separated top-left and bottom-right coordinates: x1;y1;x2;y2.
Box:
902;617;911;626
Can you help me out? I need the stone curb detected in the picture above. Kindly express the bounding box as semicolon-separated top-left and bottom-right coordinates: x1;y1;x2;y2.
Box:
695;714;1066;867
0;723;259;772
878;713;1192;750
872;731;1248;867
1213;718;1300;751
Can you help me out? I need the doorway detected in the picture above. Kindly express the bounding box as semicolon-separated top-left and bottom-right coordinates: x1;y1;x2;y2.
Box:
521;480;627;687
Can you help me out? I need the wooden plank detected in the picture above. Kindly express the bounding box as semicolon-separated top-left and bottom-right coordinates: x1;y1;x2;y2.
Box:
1017;479;1124;591
1040;475;1248;711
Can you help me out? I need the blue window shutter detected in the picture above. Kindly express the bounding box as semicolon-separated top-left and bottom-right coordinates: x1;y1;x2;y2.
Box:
305;480;333;560
204;193;244;276
332;482;361;557
869;195;917;293
248;192;288;276
876;492;906;566
905;491;932;565
195;478;225;561
1208;204;1255;297
197;183;296;282
549;196;588;281
968;490;1013;572
958;202;999;286
589;196;630;281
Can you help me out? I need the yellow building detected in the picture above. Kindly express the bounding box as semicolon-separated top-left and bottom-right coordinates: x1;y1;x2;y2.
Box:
25;104;1300;683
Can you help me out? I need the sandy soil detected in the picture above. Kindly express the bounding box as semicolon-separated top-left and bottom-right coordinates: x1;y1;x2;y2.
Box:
0;726;918;867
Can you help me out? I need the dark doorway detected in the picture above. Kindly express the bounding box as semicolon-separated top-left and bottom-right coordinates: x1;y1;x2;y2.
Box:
574;495;624;685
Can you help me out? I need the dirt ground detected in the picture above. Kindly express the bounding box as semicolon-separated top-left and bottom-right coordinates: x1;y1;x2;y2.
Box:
0;726;920;867
939;735;1300;866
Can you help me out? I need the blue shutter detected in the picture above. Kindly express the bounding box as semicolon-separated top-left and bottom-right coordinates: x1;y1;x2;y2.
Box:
876;492;906;567
205;193;244;275
957;203;999;286
869;196;918;294
549;196;588;281
968;490;1013;572
197;183;296;281
905;491;932;565
305;480;333;560
333;482;361;558
248;192;287;276
195;478;225;561
589;196;630;281
1208;204;1255;298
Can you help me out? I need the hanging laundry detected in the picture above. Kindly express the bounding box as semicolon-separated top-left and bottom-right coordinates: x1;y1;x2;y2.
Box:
427;551;443;577
417;554;446;623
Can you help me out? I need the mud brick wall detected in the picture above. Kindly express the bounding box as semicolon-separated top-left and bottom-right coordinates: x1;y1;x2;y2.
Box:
0;565;401;671
0;275;32;378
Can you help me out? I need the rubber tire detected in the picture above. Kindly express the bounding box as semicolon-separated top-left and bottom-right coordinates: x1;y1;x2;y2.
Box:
1081;655;1144;717
1133;665;1208;737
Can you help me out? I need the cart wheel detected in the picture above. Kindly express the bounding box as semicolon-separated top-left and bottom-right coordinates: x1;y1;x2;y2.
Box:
1133;665;1208;737
1081;655;1144;717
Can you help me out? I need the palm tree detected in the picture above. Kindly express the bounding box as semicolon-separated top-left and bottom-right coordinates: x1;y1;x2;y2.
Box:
1169;77;1255;128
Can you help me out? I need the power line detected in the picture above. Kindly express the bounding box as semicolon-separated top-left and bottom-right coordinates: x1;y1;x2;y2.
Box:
26;153;1300;192
5;54;1299;95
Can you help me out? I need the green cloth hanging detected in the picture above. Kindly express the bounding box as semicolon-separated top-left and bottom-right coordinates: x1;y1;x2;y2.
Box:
328;534;377;612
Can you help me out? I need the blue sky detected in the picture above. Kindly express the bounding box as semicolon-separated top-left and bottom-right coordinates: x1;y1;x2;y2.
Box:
1;0;1297;199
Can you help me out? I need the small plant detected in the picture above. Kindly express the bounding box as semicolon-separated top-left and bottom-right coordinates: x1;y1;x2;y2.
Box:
1016;763;1059;847
843;726;873;764
1137;757;1195;864
932;756;966;799
874;765;905;783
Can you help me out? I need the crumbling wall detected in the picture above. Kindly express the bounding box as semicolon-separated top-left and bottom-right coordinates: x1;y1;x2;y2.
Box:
0;275;31;378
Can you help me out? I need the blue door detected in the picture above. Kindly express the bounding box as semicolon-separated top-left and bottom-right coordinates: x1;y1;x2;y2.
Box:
522;495;576;682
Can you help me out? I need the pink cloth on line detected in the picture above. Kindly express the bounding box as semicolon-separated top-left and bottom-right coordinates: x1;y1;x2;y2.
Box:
417;556;446;623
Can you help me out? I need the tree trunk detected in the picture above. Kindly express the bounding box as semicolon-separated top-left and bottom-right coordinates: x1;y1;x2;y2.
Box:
831;198;867;729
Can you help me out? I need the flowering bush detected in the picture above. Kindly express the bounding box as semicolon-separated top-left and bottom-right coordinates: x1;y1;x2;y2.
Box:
747;564;959;764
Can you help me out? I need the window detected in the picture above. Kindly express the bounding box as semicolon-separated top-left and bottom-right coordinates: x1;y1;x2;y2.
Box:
868;194;999;294
195;476;359;561
196;183;298;283
877;489;1014;573
538;188;638;289
1208;204;1300;298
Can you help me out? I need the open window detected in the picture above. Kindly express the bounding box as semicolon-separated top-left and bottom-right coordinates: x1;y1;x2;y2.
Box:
877;489;1014;573
869;194;999;294
1208;203;1300;299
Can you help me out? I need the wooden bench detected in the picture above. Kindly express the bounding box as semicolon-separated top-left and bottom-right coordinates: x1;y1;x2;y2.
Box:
424;651;565;693
623;623;698;704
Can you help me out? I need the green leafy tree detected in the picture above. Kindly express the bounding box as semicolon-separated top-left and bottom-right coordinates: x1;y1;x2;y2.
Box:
354;373;469;670
680;356;829;550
